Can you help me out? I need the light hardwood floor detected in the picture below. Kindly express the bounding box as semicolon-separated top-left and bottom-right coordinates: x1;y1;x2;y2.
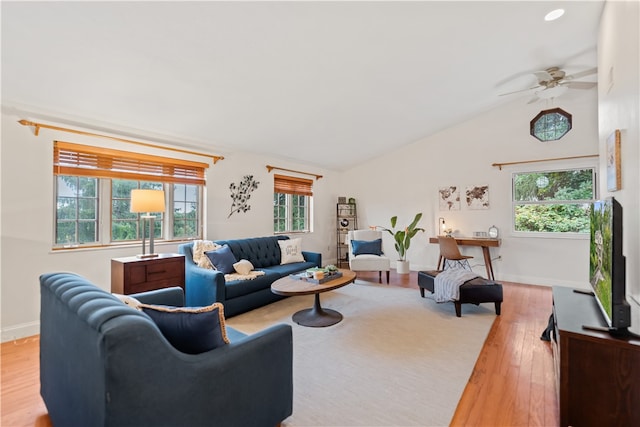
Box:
1;271;558;426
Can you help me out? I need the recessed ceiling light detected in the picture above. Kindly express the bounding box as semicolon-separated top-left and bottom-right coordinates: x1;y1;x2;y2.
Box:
545;8;565;21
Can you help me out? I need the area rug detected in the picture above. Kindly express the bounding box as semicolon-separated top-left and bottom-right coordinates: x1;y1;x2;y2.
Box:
226;279;496;427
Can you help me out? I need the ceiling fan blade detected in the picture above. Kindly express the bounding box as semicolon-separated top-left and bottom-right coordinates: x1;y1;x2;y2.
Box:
533;70;553;82
499;85;541;96
564;81;597;90
526;95;540;104
565;67;597;80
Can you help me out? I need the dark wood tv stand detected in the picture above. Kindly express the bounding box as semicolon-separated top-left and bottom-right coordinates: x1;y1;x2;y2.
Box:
552;286;640;427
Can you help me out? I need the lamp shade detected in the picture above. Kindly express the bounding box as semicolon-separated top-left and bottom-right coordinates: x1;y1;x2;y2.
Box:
130;189;165;213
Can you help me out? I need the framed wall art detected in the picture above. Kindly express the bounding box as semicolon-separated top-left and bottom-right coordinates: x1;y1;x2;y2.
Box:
466;185;489;210
438;186;460;211
606;129;621;192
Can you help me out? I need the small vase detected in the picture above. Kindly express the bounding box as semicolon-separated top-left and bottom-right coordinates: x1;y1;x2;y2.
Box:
396;260;410;274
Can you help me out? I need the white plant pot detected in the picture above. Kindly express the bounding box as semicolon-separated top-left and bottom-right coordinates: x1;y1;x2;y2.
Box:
396;260;410;275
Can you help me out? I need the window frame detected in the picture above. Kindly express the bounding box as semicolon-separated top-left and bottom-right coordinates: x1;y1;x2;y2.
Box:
511;165;597;239
273;174;313;234
530;108;573;142
53;142;207;249
54;175;100;247
273;193;311;234
54;177;204;249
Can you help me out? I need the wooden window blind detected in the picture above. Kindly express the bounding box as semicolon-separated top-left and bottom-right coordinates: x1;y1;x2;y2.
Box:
274;174;313;196
53;141;209;185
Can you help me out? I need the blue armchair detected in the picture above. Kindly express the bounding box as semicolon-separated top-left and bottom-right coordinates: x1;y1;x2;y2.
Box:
39;272;293;427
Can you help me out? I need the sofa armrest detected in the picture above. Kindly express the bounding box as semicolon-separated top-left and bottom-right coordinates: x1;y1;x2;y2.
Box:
302;251;322;267
184;265;227;307
129;286;185;307
105;321;293;427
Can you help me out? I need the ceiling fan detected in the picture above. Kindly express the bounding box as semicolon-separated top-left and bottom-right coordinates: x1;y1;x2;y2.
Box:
499;66;597;104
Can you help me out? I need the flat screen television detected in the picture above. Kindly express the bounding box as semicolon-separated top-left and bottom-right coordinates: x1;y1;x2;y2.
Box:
589;197;631;335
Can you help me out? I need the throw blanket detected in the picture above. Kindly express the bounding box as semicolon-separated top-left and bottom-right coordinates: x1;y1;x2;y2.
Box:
433;269;480;302
224;270;266;281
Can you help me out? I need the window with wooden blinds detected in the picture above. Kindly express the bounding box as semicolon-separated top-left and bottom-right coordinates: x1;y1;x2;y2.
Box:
274;174;313;196
53;141;209;185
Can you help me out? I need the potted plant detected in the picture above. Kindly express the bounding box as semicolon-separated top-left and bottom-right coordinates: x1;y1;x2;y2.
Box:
379;213;425;274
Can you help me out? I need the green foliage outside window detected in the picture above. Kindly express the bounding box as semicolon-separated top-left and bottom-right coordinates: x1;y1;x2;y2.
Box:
55;176;203;247
513;168;594;233
56;176;98;245
173;183;199;238
112;180;163;241
274;193;309;233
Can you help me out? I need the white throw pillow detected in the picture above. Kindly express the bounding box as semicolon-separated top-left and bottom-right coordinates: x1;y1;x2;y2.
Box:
233;259;254;275
278;238;305;264
192;240;221;269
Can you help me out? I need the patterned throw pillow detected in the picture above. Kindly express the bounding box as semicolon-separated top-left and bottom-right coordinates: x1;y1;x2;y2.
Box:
192;240;221;269
278;238;305;264
140;302;230;354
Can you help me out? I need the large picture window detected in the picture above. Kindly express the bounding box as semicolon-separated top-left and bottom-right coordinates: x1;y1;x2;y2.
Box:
53;142;207;248
273;174;312;233
512;167;595;234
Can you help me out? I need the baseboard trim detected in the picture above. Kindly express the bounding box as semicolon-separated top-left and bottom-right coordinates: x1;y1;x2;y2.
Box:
2;321;40;343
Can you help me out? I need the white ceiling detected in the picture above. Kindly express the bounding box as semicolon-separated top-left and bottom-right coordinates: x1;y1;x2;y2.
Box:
1;1;604;171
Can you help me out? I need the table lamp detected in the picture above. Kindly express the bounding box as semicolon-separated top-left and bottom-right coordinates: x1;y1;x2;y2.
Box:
130;189;165;258
439;217;446;235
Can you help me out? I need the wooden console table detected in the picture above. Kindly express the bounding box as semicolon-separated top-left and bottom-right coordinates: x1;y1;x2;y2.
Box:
428;236;500;280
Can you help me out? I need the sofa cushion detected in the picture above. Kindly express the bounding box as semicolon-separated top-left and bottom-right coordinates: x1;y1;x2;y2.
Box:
278;238;305;264
225;271;282;299
351;238;383;256
262;261;318;277
205;245;238;274
140;302;230;354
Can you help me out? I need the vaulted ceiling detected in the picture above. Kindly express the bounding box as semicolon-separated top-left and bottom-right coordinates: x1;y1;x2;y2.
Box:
1;1;604;170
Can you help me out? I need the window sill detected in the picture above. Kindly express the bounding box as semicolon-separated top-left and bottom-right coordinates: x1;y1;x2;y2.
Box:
51;238;196;253
511;231;589;240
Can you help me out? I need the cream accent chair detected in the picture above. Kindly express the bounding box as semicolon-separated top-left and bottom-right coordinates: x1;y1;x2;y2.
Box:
347;230;391;284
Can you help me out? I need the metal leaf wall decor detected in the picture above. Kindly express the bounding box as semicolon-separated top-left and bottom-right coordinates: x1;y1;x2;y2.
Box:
228;175;260;218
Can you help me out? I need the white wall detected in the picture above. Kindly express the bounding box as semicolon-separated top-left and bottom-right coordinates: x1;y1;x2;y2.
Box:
343;90;600;288
0;112;339;341
598;0;640;334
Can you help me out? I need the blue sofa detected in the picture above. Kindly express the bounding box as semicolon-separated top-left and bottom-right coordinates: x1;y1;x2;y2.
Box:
179;236;322;316
39;272;293;427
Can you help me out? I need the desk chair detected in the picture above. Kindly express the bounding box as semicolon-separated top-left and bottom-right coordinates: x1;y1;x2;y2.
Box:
347;230;391;283
438;236;473;271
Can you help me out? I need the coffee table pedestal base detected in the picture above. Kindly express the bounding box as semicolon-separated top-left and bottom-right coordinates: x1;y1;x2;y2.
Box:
292;294;342;327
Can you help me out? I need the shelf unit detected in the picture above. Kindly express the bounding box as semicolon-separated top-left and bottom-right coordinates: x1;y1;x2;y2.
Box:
336;203;357;268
